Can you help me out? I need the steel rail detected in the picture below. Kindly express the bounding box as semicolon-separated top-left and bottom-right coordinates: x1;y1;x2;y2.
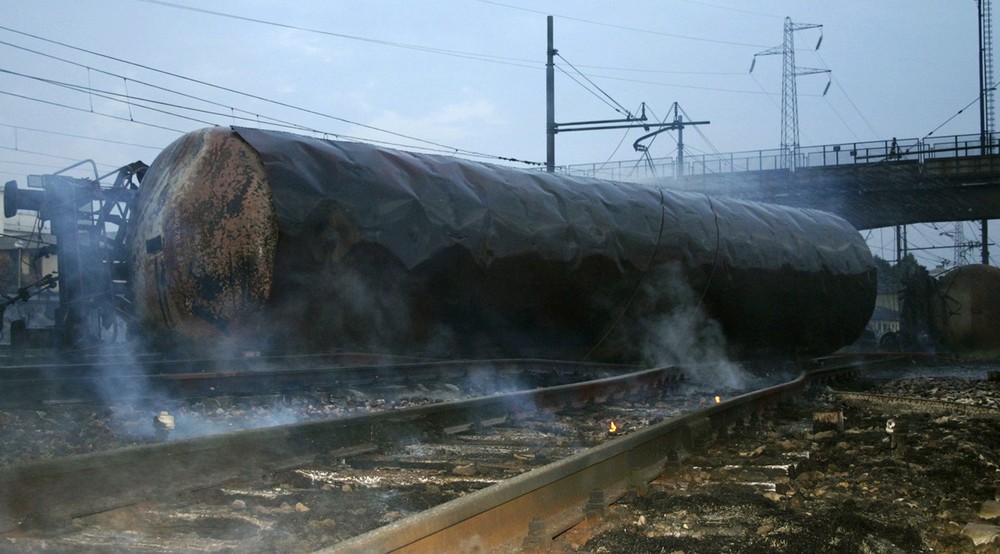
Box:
323;360;874;553
0;357;640;407
831;390;1000;416
0;363;676;533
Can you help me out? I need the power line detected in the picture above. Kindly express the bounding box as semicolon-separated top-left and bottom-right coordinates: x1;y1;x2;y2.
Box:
0;158;81;172
136;0;752;78
822;96;861;142
813;50;881;138
0;89;188;134
675;0;784;20
556;65;620;114
921;86;998;140
132;0;540;69
0;25;540;165
555;53;634;117
475;0;770;48
0;122;162;150
0;76;542;162
2;68;221;128
1;68;334;132
0;38;303;131
570;64;745;77
0;144;118;166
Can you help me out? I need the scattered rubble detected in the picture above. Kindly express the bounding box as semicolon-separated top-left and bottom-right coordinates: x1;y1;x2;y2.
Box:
5;362;997;551
0;387;465;467
584;365;1000;553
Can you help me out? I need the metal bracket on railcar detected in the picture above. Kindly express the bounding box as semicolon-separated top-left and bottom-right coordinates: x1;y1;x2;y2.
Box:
2;160;147;354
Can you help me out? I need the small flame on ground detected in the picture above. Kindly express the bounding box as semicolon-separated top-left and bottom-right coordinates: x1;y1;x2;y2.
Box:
714;395;722;404
608;421;618;433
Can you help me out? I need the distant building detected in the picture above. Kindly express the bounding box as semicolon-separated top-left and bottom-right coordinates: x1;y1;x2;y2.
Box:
867;282;901;339
0;203;60;344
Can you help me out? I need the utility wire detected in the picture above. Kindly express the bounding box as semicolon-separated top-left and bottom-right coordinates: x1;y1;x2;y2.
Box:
2;13;734;80
675;0;784;20
822;96;861;142
814;51;878;138
0;25;539;165
830;78;879;138
0;144;117;166
0;231;54;248
567;70;776;96
920;86;997;141
554;65;626;116
677;104;721;154
0;79;539;162
132;0;539;68
0;122;162;150
0;39;304;132
0;158;81;172
2;68;220;127
556;53;633;117
475;0;770;48
576;64;745;76
0;89;188;134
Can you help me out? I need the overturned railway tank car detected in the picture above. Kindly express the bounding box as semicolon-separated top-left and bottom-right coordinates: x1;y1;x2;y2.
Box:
929;264;1000;358
128;127;876;361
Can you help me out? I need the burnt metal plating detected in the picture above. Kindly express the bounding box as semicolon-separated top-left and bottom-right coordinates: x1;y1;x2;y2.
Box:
128;127;278;347
929;264;1000;357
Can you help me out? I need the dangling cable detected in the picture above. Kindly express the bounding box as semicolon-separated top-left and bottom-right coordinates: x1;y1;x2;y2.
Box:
696;194;723;310
584;188;667;359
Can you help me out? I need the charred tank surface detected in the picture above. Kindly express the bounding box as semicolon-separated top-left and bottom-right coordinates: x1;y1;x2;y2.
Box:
128;127;278;346
929;264;1000;358
128;127;876;360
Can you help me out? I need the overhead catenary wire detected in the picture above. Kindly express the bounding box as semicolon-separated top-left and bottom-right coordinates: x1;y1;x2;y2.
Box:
132;0;541;69
564;70;778;96
594;104;651;174
1;69;223;128
0;26;542;166
552;64;633;119
1;68;315;131
0;38;302;132
555;53;635;118
677;104;721;155
1;8;789;171
475;0;771;48
0;89;188;134
921;85;998;141
822;96;862;142
0;144;122;168
0;122;162;151
812;50;877;139
675;0;784;20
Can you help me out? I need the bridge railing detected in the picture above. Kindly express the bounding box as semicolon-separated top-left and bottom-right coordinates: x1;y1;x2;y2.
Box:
560;133;997;181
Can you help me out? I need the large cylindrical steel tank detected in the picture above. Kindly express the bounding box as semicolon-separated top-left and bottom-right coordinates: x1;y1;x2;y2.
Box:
128;127;876;360
929;264;1000;358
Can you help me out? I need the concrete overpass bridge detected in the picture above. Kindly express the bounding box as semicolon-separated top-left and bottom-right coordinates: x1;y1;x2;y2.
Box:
561;133;1000;232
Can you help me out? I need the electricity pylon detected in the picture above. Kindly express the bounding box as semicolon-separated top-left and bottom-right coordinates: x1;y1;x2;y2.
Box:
750;17;830;170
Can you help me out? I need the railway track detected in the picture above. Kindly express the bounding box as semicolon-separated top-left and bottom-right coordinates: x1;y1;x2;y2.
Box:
0;354;639;408
1;355;905;551
328;358;874;553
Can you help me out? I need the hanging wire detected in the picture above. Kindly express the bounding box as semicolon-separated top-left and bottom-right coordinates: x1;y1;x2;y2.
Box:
123;77;134;121
0;27;542;165
556;53;634;117
554;65;625;115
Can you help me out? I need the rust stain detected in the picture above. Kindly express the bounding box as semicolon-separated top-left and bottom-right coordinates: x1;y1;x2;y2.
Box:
130;128;278;345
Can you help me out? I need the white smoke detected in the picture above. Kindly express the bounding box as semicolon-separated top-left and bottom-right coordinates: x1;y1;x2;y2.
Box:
631;263;748;390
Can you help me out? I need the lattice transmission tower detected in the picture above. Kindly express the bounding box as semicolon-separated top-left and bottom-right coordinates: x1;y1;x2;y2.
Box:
981;0;995;139
751;17;830;170
971;0;995;266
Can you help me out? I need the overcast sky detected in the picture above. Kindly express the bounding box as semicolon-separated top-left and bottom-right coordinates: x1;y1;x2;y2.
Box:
0;0;991;267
